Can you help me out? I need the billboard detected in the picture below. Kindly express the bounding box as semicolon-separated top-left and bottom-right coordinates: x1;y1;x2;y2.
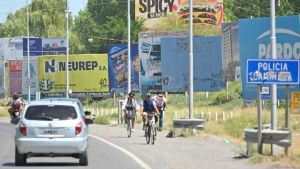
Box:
23;38;66;56
139;31;188;93
135;0;223;29
9;60;22;94
22;59;38;97
42;38;67;55
239;15;300;100
38;54;109;95
0;38;23;61
161;36;225;92
108;44;140;93
222;22;240;81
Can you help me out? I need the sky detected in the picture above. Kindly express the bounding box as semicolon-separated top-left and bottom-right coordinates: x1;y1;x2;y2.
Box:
0;0;87;23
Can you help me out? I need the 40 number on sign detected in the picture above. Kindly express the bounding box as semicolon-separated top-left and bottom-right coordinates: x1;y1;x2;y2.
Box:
99;78;108;88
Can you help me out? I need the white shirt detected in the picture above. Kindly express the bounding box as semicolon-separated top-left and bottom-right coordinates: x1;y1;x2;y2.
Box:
122;98;140;111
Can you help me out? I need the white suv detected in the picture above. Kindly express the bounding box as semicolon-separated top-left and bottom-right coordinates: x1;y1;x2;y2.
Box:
15;99;92;166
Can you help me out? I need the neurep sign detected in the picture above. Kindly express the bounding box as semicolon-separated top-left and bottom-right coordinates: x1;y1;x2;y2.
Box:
239;15;300;99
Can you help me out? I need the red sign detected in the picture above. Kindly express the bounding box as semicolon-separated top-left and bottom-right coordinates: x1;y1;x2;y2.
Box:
9;60;22;72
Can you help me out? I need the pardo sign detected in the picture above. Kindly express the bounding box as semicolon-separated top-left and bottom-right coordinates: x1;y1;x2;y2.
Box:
258;29;300;59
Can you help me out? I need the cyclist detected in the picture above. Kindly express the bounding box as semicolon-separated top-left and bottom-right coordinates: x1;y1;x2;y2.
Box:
152;92;167;131
140;93;160;130
6;93;22;118
122;92;139;132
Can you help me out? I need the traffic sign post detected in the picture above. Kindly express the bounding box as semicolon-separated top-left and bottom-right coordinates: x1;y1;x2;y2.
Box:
247;59;299;155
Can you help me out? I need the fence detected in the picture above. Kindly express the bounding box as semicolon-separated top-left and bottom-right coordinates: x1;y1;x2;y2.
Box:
173;111;234;121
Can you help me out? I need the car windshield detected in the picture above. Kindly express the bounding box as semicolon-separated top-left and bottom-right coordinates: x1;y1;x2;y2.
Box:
25;105;77;121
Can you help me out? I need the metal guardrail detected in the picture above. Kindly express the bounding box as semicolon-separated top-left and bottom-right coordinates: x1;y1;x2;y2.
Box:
244;128;292;147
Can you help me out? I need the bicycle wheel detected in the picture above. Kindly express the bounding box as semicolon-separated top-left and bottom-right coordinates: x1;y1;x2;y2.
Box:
151;125;155;145
146;124;151;144
127;119;132;138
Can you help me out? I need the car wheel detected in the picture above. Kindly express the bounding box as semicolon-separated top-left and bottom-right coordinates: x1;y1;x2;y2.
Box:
15;146;26;166
79;150;88;166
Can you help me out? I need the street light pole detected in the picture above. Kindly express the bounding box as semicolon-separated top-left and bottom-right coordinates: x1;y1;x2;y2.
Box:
270;0;277;130
188;0;194;119
26;0;31;102
65;0;70;98
127;0;131;94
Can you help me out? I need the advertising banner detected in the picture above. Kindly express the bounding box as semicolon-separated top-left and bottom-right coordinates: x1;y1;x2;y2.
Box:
139;31;188;93
42;38;67;55
9;60;22;94
239;15;300;99
0;38;23;61
135;0;223;29
108;44;140;93
22;59;38;97
23;38;67;56
38;54;109;95
291;92;300;114
161;36;225;92
222;22;240;81
23;38;42;56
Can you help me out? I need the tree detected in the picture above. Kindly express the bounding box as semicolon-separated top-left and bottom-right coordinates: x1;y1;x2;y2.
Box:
74;0;144;53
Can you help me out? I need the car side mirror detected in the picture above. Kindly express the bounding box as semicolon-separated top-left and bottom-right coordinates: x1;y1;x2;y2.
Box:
84;111;91;116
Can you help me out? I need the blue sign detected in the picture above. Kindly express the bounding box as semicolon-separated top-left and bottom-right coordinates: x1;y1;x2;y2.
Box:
247;59;299;84
23;38;42;56
108;44;139;93
261;86;271;99
23;38;66;56
161;36;226;92
239;15;300;99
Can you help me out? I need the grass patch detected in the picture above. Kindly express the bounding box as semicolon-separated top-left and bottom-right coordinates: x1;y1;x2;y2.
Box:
249;154;265;164
94;116;110;125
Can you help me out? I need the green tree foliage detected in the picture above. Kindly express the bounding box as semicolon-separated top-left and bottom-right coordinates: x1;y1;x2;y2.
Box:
73;0;144;53
224;0;300;22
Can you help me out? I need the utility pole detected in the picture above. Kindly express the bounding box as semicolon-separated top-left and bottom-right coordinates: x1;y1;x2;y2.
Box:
127;0;131;94
26;0;31;102
270;0;278;155
65;0;71;98
188;0;194;119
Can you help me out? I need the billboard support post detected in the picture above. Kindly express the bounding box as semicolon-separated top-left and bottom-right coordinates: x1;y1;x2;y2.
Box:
127;0;131;94
188;0;194;119
26;0;31;102
285;85;290;155
257;84;263;154
65;0;71;98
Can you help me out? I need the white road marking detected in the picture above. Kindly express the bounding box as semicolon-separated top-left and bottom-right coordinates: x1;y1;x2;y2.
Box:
89;134;152;169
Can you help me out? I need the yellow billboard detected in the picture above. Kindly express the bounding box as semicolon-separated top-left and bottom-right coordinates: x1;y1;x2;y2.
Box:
38;54;109;94
135;0;223;29
291;92;300;114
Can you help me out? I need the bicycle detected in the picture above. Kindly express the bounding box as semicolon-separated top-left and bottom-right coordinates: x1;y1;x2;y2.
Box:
144;112;158;145
126;107;135;138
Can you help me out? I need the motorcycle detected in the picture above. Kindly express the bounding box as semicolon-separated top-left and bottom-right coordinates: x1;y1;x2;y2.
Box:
9;108;20;124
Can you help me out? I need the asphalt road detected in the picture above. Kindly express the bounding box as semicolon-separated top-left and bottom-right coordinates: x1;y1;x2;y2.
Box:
0;119;274;169
0;120;142;169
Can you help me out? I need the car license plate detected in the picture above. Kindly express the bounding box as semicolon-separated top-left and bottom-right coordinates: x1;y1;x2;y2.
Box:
43;130;58;135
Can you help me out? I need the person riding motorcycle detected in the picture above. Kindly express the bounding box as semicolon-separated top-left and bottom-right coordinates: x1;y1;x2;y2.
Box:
140;93;160;130
6;93;22;119
122;92;139;132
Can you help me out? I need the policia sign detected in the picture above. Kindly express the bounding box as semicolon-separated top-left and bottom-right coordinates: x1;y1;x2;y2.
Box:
38;54;109;94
